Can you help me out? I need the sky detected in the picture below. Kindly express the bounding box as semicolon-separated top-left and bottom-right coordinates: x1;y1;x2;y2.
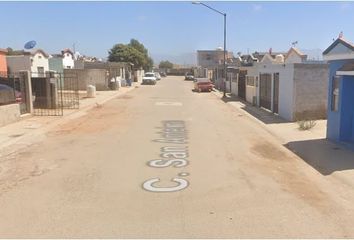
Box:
0;1;354;65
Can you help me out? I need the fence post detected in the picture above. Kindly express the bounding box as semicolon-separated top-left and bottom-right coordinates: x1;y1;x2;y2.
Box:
20;70;33;114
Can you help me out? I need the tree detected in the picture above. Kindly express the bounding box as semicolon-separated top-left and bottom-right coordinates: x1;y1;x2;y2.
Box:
159;60;173;69
129;39;148;56
108;39;153;71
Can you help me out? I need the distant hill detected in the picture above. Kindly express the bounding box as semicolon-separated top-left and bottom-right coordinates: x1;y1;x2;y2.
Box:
151;52;197;66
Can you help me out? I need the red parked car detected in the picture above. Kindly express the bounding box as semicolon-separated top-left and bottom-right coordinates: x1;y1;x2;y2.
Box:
195;81;214;92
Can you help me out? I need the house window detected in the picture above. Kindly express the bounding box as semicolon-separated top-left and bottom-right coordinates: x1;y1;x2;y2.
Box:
37;67;44;77
247;76;255;86
38;55;42;59
331;76;340;111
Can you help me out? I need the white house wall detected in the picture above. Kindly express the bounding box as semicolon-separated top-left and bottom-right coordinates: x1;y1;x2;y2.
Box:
63;53;74;69
255;63;294;121
245;66;258;104
31;52;49;74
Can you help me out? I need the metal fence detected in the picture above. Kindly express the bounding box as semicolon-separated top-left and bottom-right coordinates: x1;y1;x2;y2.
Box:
31;72;79;116
0;72;29;114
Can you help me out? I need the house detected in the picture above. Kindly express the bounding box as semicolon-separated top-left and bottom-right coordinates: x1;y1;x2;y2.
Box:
61;49;74;69
7;49;49;76
49;49;75;73
6;50;32;73
285;47;308;63
232;47;328;121
30;49;49;76
323;37;354;146
0;48;8;76
197;48;234;68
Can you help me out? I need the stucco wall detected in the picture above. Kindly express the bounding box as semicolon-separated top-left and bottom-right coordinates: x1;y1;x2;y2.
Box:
326;59;354;142
293;63;329;120
6;56;31;73
256;63;294;121
49;57;64;73
245;66;258;104
64;69;108;91
31;52;49;74
0;104;21;127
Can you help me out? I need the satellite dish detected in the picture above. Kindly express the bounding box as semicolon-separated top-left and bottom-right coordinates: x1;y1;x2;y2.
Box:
24;40;37;49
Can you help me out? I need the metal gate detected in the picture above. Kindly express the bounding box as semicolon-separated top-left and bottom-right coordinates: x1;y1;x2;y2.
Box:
238;70;247;100
31;72;79;116
259;73;272;110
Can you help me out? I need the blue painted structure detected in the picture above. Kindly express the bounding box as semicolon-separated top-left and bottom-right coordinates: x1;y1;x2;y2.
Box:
323;37;354;147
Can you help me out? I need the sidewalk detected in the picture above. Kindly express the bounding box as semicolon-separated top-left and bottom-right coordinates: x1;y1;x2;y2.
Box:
0;84;139;158
212;90;354;184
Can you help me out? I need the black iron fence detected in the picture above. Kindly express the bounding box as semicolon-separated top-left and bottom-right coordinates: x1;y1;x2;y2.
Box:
31;72;79;116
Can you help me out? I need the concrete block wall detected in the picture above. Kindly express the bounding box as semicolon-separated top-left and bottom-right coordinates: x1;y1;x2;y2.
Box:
64;69;108;91
293;63;329;120
0;104;21;127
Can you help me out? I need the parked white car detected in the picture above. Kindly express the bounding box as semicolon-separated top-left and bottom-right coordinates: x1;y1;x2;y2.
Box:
142;72;157;85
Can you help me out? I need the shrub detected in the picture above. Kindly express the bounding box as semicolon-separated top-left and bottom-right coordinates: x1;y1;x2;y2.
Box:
297;119;317;131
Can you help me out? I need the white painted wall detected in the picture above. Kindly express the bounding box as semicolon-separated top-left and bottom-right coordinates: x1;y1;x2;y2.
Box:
245;66;259;104
254;62;295;121
31;52;49;75
62;52;74;69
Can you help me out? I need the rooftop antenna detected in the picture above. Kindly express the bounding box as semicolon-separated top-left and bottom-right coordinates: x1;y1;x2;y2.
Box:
339;31;344;39
291;41;298;48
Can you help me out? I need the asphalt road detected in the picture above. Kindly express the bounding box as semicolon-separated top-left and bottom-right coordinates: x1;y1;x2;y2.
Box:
1;76;354;238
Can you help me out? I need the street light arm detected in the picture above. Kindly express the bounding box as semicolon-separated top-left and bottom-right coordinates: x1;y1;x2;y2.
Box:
198;2;225;16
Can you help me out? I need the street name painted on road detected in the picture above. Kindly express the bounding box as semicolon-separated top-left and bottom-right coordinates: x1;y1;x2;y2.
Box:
142;120;190;193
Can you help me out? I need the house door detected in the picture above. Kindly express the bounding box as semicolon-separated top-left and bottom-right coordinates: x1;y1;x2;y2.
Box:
260;73;272;110
273;73;279;114
238;70;246;99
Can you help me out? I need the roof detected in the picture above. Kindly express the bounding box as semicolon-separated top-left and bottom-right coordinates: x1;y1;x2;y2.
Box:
62;48;74;55
0;48;8;53
323;37;354;55
286;47;307;57
6;50;31;56
31;49;49;58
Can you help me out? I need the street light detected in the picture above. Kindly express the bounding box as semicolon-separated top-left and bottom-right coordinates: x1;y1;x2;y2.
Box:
192;1;227;98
